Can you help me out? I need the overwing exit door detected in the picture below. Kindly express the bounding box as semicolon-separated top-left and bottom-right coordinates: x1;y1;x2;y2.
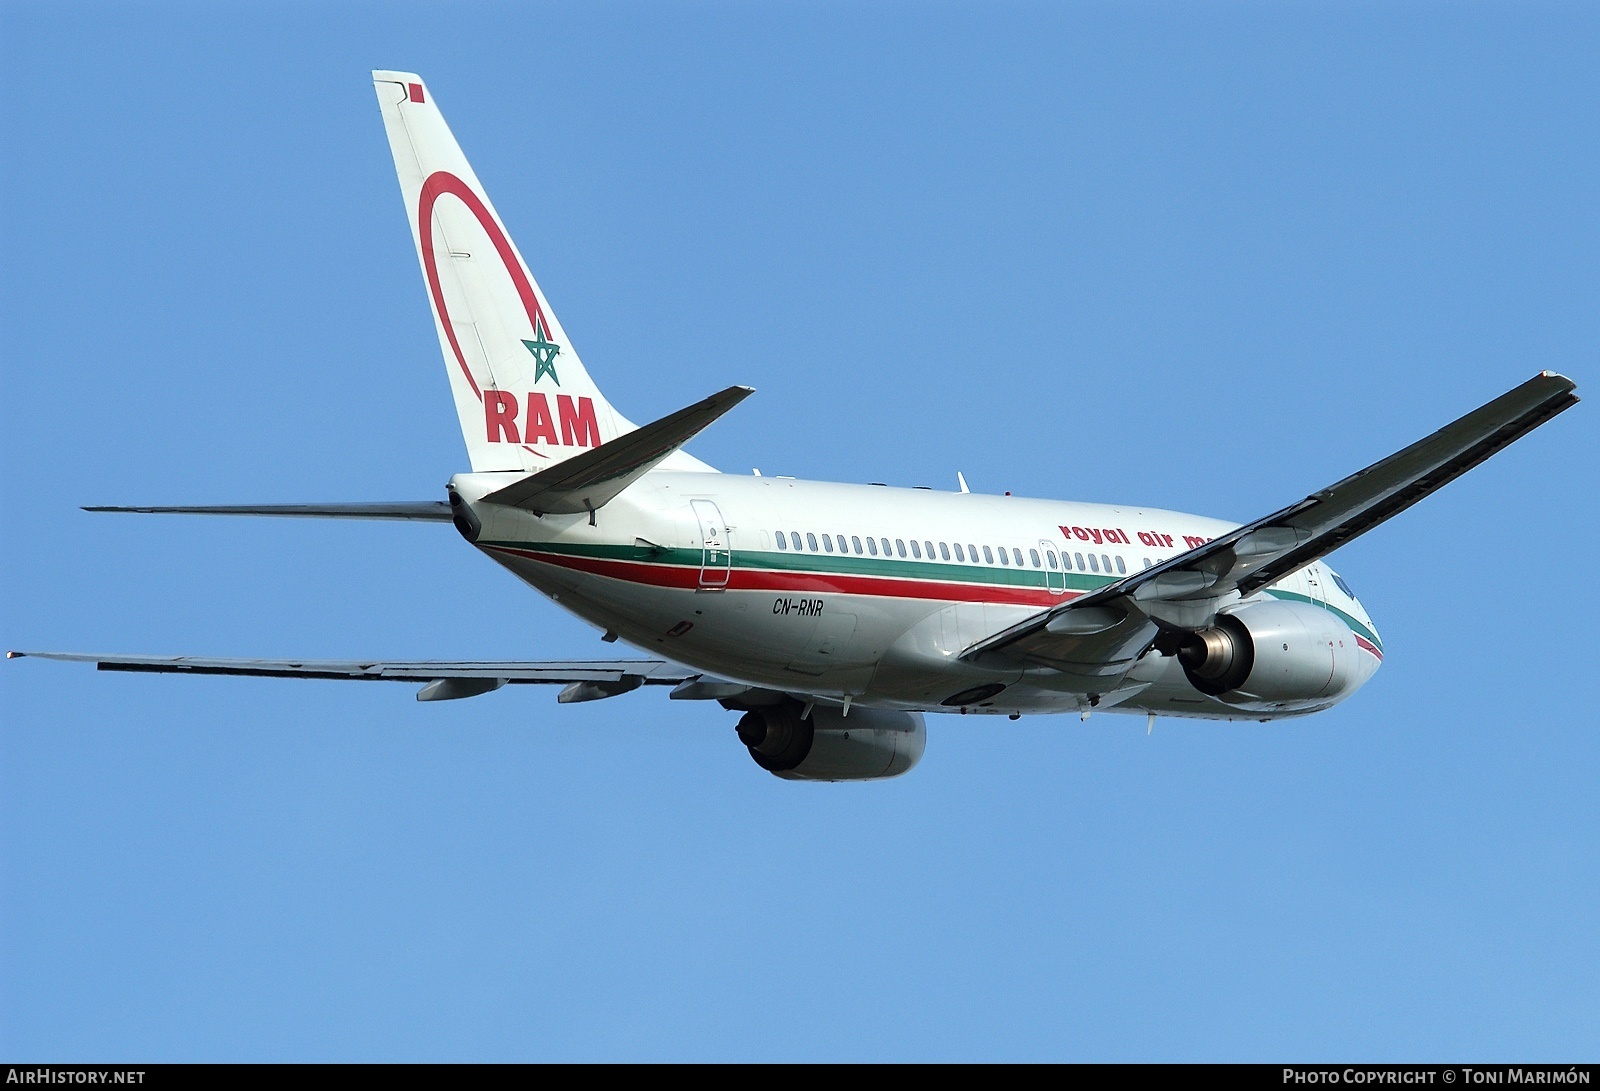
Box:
1041;540;1066;594
691;499;731;589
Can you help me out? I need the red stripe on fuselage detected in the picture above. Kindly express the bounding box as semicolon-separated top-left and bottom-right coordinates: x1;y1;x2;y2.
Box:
487;545;1074;607
1353;633;1383;660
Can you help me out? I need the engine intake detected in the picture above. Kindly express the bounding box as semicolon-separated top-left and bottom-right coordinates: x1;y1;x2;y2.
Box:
736;702;925;781
1176;599;1363;711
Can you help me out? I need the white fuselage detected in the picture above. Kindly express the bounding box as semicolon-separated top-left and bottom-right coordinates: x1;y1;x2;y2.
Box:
451;470;1384;721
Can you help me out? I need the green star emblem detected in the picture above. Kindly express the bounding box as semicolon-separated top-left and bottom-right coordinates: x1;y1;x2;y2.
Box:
521;324;561;386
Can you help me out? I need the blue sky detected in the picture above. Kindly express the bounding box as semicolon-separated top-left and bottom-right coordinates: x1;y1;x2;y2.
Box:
2;1;1596;1061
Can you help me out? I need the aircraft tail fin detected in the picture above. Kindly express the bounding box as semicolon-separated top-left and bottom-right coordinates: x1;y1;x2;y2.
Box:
373;71;647;473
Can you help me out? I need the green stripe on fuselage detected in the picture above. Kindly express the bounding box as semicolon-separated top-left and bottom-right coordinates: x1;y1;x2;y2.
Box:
486;538;1382;650
1265;589;1383;651
482;538;1113;592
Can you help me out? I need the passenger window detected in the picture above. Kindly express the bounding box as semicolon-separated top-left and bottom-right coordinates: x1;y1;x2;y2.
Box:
1088;554;1099;573
852;535;863;554
1101;554;1111;572
1115;556;1126;574
953;543;964;561
1029;549;1041;568
775;531;787;550
806;532;818;551
939;542;950;561
968;544;978;562
837;534;849;553
867;537;878;556
924;541;934;559
823;535;834;553
910;540;922;559
1142;558;1152;569
790;532;802;551
896;539;907;558
1046;550;1058;569
983;546;994;564
1014;548;1025;566
1075;552;1086;570
881;538;891;556
998;547;1009;565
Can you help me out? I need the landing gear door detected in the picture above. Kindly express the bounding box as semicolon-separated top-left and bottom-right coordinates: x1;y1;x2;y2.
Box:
691;499;731;589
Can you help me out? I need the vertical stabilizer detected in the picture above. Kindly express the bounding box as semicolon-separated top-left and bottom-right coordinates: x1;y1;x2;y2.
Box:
374;71;636;472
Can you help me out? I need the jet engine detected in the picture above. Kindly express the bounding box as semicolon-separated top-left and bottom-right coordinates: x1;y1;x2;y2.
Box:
1176;599;1363;711
735;702;925;781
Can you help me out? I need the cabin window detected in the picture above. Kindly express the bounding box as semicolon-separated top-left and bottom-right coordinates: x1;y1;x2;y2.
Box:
924;541;935;559
852;535;863;554
939;542;950;561
836;534;848;553
880;538;891;556
1046;550;1058;569
1088;554;1099;572
867;537;879;556
1115;556;1126;574
998;547;1009;565
1075;552;1086;570
953;543;964;561
1102;554;1112;572
775;531;787;550
1029;549;1041;568
789;532;801;550
806;533;818;551
1014;548;1026;566
893;539;906;558
982;545;994;564
822;534;834;552
910;540;922;559
1143;558;1152;569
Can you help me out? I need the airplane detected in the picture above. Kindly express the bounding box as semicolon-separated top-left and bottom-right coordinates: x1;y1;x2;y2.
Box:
8;71;1579;781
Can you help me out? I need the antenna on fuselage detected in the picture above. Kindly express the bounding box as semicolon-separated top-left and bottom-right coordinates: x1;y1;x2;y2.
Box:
957;471;970;494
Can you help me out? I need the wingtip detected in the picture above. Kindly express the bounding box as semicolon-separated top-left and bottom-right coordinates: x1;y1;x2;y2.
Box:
7;651;23;659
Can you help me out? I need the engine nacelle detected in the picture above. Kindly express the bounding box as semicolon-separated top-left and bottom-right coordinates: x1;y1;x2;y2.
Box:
736;702;925;781
1176;599;1363;712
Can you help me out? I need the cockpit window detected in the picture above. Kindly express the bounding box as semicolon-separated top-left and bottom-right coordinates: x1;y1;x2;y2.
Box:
1331;572;1356;599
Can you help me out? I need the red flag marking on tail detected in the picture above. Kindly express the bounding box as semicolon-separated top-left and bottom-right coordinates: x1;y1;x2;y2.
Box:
408;83;425;103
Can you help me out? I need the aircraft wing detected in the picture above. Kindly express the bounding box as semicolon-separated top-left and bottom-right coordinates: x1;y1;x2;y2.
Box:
7;651;696;703
965;371;1578;667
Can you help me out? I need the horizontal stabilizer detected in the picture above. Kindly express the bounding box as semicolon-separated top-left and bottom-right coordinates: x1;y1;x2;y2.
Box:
482;385;753;514
83;502;453;521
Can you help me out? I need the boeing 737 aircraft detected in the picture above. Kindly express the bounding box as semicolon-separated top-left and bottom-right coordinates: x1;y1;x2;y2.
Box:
10;72;1579;781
